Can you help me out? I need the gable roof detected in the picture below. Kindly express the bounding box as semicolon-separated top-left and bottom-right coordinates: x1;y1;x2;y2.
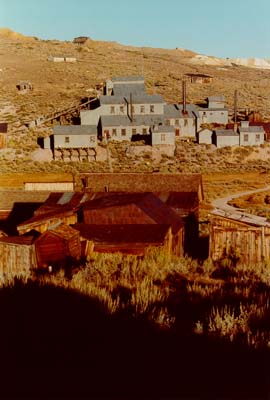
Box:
34;192;87;215
0;235;37;245
53;125;97;135
239;126;265;133
113;83;146;96
214;129;239;136
82;192;184;233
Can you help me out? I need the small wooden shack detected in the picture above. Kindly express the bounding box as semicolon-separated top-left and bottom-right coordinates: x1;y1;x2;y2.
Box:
0;235;38;275
17;208;78;235
16;81;33;92
35;223;81;268
209;209;270;264
73;36;89;45
185;73;213;84
74;224;173;256
0;123;8;148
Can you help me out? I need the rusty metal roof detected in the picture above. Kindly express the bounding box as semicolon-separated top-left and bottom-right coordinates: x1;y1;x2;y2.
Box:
82;173;203;200
0;191;50;211
82;192;184;233
34;192;86;215
0;235;36;245
47;223;79;240
17;208;76;230
73;223;170;244
211;208;270;228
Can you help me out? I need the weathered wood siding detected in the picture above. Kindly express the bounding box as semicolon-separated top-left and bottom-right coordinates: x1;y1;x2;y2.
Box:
24;182;74;191
35;230;81;268
18;214;77;235
0;243;37;274
209;215;270;263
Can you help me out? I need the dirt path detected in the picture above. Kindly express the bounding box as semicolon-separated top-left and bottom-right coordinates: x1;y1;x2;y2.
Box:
212;186;270;212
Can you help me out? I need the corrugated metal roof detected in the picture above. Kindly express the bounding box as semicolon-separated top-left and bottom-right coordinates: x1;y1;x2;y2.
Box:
113;83;146;96
0;235;36;245
100;114;164;127
73;223;170;243
239;126;265;133
211;208;270;228
111;76;144;82
17;208;75;229
214;129;239;136
152;125;175;133
164;104;197;119
53;125;97;135
100;94;164;105
207;95;225;102
47;223;79;240
0;191;50;211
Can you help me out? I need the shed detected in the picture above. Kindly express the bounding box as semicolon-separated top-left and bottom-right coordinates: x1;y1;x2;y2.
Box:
239;124;265;146
0;235;38;275
209;209;270;264
74;223;173;256
197;128;213;144
0;122;8;148
16;81;33;92
213;129;239;147
185;73;213;84
151;125;175;146
73;36;89;44
17;208;78;235
35;223;81;268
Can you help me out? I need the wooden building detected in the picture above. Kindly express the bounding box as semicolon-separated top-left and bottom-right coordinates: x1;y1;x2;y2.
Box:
73;36;89;45
81;192;184;256
16;81;33;92
35;223;81;268
74;224;173;256
0;235;38;275
209;209;270;264
185;73;213;84
17;208;78;235
0;123;8;149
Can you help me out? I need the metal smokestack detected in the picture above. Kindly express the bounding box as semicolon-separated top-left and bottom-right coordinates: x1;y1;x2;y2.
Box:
182;80;187;114
234;89;238;132
130;93;133;122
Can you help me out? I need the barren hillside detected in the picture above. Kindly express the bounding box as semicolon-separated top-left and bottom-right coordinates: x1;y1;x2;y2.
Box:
1;28;270;124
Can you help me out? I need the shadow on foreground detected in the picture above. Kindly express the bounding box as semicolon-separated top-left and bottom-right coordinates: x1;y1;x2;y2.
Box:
0;280;269;400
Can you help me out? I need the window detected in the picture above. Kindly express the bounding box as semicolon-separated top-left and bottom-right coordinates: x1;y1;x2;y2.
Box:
112;129;117;136
104;129;110;138
150;105;154;113
65;136;70;143
110;106;115;114
120;106;124;113
256;134;260;142
140;106;145;113
132;128;137;134
121;128;126;136
175;119;179;126
161;134;166;142
131;106;135;114
89;136;96;143
244;134;249;142
165;119;170;126
184;119;188;127
142;128;147;134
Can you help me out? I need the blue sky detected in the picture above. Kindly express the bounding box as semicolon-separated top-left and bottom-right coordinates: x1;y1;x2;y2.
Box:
0;0;269;58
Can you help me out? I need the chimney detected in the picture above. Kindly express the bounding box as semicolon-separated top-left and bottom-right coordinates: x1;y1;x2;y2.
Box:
130;93;133;122
182;80;187;114
234;89;238;124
